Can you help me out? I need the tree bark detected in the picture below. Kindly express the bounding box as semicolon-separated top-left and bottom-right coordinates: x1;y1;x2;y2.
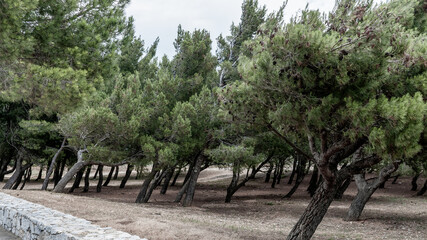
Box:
19;168;32;190
52;149;88;193
182;155;204;207
171;166;181;186
307;166;319;197
160;167;175;194
271;163;279;188
175;179;190;203
120;164;133;188
42;138;66;190
416;179;426;196
277;158;285;184
83;165;92;192
265;163;274;183
96;164;103;192
283;156;307;198
113;166;119;180
3;155;24;189
11;163;32;190
36;165;43;181
411;174;420;191
346;161;401;221
391;174;400;184
69;168;84;193
335;176;351;200
103;166;115;187
135;162;159;203
288;157;297;184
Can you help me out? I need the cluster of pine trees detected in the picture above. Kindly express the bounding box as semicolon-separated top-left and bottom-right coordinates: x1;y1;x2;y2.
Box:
1;0;425;239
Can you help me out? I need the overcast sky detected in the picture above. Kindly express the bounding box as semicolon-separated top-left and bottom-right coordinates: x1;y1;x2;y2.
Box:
125;1;354;58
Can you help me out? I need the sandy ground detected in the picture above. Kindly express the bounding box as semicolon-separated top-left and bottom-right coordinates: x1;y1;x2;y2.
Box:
1;167;426;240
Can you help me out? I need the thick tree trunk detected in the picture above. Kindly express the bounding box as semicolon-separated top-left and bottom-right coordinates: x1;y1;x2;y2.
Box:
113;166;119;180
411;174;420;191
120;164;133;188
3;156;23;189
416;179;426;196
226;165;240;203
287;181;338;240
135;163;159;203
83;165;92;192
160;167;175;194
103;166;115;187
288;158;297;184
42;138;66;190
175;179;190;203
335;176;351;199
182;155;204;207
171;166;181;186
346;161;401;221
69;168;84;193
307;166;319;197
183;162;195;186
96;165;103;192
53;161;89;193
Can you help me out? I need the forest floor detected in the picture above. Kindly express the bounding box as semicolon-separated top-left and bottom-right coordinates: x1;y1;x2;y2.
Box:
1;167;426;240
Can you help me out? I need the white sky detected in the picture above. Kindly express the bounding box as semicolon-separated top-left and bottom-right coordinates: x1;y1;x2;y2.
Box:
125;1;358;58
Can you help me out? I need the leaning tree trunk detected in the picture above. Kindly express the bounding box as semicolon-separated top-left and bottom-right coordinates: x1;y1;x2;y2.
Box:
113;166;119;180
391;174;400;184
142;170;166;202
265;163;274;183
96;165;104;192
307;166;319;197
288;158;297;184
225;160;241;203
42;137;66;190
12;163;32;190
69;168;84;193
283;156;307;198
346;161;401;221
103;166;115;187
171;166;182;187
52;149;87;193
335;176;351;200
36;165;43;181
135;162;159;203
160;167;175;194
276;158;285;184
3;155;24;189
287;180;339;240
83;165;92;192
120;164;133;188
417;179;426;196
182;155;204;207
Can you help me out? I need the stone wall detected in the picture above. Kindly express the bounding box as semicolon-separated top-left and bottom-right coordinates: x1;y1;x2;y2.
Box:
0;192;145;240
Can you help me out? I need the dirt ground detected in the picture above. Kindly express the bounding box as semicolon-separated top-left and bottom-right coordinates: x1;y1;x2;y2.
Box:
1;167;426;240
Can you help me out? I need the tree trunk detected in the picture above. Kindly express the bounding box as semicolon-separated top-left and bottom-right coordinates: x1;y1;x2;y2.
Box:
183;161;195;186
346;161;401;221
226;162;240;203
58;157;66;182
96;165;103;192
182;155;204;207
416;179;426;196
113;166;119;180
12;163;32;190
171;166;181;186
288;158;297;184
19;168;32;190
411;174;420;191
283;156;306;198
277;158;285;184
52;149;87;193
287;181;338;240
391;174;400;184
69;168;84;193
265;163;274;183
334;176;351;200
307;166;319;197
160;167;175;194
120;164;133;188
3;156;23;189
42;137;66;190
83;165;92;192
135;163;159;203
271;163;279;188
175;179;190;203
103;166;115;187
142;170;166;203
36;165;43;181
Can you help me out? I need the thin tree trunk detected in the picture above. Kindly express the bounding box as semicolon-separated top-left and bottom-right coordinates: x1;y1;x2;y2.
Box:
42;137;66;190
160;167;175;194
411;174;420;191
3;156;23;189
265;163;274;183
171;166;181;186
142;170;166;202
135;162;159;203
183;162;194;186
83;165;92;192
96;165;104;192
226;161;240;203
36;165;43;181
391;174;400;184
277;158;285;184
288;158;297;184
103;166;115;187
283;156;307;198
346;161;401;221
120;164;133;188
113;166;119;180
12;163;32;190
69;168;84;193
417;179;426;196
271;163;279;188
58;157;66;182
19;168;32;190
175;180;190;203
